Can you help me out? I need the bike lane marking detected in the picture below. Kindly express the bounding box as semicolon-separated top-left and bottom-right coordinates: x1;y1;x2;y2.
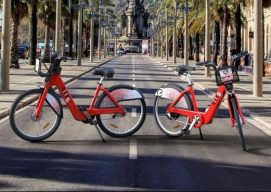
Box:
130;55;137;159
132;55;136;87
129;139;137;160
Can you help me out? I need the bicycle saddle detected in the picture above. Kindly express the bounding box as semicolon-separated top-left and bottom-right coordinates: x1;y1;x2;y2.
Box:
93;68;115;78
177;65;195;75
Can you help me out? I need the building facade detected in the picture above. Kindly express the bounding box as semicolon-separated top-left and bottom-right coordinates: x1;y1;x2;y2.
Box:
242;5;271;61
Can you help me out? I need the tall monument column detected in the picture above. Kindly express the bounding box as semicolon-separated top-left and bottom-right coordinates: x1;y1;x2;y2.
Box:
126;0;138;38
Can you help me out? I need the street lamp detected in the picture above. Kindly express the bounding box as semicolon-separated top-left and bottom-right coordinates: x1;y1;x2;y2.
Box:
55;0;61;53
103;15;108;59
90;0;94;62
253;0;263;97
205;0;211;76
173;0;177;64
77;0;83;66
165;5;169;61
183;0;189;66
98;0;103;60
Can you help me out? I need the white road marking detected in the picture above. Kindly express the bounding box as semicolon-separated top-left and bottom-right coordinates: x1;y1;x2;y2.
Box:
132;108;137;117
132;55;136;84
129;139;137;160
10;77;40;87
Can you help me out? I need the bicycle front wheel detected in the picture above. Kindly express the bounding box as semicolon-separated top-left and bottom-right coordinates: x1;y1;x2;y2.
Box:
231;98;246;151
154;84;193;137
9;89;62;142
96;85;146;137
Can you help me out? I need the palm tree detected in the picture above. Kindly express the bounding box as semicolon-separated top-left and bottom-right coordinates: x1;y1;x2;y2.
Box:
10;0;28;68
27;0;38;65
210;0;244;66
39;1;56;62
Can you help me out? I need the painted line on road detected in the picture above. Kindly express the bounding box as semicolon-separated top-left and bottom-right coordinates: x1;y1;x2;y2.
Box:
10;77;40;87
129;139;137;160
132;55;136;86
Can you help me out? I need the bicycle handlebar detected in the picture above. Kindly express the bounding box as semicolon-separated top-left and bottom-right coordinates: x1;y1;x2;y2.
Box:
37;54;66;79
196;52;250;71
196;61;217;70
231;52;249;65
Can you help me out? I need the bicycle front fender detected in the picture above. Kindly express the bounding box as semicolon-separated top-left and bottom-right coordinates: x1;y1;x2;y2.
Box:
46;88;63;118
155;83;184;99
155;84;188;108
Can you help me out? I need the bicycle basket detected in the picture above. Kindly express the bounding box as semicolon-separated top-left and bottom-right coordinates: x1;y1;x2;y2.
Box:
215;65;239;86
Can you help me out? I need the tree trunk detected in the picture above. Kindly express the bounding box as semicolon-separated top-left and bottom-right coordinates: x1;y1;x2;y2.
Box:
196;33;200;62
69;7;74;57
169;36;172;57
28;1;38;65
212;21;220;64
189;35;193;60
43;25;51;63
10;13;20;68
235;4;242;69
180;32;184;58
220;5;230;67
262;11;265;77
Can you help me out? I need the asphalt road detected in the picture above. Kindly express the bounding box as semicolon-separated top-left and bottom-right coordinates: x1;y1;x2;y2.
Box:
1;55;271;191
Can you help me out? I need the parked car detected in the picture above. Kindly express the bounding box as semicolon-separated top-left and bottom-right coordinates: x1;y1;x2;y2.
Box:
123;46;140;53
18;46;29;59
116;48;127;56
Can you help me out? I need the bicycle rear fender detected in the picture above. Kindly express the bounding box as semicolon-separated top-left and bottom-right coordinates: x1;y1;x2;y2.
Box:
99;85;144;107
227;94;245;127
45;88;63;118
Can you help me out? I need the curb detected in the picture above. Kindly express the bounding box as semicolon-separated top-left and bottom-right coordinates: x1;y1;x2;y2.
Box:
151;57;271;135
0;57;117;120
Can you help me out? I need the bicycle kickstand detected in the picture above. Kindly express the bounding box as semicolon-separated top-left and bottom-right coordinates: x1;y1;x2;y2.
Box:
92;121;106;143
199;128;204;140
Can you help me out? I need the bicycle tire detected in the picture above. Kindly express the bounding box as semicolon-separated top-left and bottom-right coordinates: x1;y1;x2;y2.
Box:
96;85;146;137
154;84;193;137
9;89;62;142
231;98;246;151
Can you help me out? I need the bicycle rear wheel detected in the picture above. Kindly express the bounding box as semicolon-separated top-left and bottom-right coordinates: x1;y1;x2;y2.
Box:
154;84;193;137
9;89;62;142
96;85;146;137
231;98;246;151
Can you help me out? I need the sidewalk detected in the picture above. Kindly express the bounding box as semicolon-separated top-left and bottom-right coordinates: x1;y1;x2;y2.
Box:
0;57;115;119
152;57;271;136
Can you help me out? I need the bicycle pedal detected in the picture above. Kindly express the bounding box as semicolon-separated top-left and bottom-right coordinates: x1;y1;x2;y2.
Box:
181;129;191;136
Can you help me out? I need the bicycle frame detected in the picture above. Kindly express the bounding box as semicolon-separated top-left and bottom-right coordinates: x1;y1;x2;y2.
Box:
34;74;125;122
166;84;245;128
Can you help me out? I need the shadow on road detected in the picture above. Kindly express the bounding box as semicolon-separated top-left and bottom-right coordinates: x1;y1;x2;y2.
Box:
0;144;271;190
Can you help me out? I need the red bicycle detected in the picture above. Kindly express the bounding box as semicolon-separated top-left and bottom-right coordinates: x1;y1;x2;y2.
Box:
9;54;146;142
154;54;248;151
